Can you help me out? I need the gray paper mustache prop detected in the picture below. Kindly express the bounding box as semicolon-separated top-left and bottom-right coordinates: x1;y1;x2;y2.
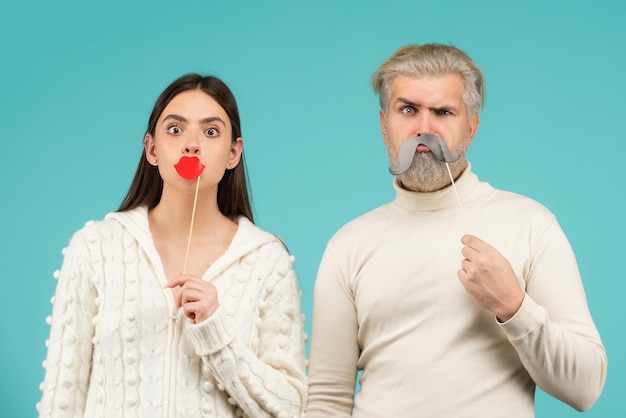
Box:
389;134;462;175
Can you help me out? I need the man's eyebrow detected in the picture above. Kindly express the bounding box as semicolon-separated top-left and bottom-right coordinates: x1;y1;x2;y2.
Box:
429;105;459;113
394;97;459;114
395;97;420;107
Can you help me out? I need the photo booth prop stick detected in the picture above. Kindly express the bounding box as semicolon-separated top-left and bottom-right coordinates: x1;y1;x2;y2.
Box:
389;134;470;232
174;156;206;274
444;162;470;233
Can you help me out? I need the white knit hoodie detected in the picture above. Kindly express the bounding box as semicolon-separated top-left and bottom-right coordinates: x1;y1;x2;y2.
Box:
39;207;307;418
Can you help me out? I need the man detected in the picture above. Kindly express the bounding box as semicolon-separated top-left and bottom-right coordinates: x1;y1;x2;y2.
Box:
306;44;607;417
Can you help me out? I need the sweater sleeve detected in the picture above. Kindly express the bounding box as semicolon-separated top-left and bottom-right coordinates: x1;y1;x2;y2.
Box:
38;227;98;417
501;218;607;411
184;244;307;418
305;246;359;418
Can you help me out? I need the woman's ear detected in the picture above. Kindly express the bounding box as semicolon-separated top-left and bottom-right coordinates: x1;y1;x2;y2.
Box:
144;134;158;165
227;137;244;169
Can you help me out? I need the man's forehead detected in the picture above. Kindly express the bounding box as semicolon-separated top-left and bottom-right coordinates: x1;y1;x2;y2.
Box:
389;73;465;105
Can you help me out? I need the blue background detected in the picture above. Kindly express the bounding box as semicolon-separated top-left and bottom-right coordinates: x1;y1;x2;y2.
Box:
1;0;624;416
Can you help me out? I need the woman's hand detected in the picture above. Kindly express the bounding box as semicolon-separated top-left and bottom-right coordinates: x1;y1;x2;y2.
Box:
165;274;219;324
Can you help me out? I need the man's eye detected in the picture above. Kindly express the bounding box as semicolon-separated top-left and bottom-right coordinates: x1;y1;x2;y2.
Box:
206;127;219;136
167;125;182;134
437;109;452;116
401;106;415;114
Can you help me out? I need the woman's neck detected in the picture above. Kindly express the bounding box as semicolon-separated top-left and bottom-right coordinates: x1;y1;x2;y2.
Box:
149;186;231;241
148;186;238;280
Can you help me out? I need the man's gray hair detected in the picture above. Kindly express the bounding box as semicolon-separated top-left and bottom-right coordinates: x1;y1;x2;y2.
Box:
372;43;485;116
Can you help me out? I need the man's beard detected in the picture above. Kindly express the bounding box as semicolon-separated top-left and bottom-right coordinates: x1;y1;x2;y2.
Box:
389;136;470;192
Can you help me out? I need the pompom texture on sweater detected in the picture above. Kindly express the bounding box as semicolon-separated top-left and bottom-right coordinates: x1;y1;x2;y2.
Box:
39;209;307;418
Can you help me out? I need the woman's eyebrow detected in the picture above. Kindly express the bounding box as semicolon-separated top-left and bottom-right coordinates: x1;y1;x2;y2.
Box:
162;114;226;126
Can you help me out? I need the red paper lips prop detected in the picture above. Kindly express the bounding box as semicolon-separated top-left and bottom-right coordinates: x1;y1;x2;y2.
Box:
174;156;205;180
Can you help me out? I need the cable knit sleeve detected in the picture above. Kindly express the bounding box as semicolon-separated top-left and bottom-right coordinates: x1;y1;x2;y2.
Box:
184;242;307;418
501;217;607;411
38;225;98;417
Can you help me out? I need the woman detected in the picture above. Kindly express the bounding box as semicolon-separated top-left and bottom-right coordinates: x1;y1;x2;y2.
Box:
38;74;307;417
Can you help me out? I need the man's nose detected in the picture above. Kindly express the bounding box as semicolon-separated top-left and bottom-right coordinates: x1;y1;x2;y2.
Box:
413;113;434;137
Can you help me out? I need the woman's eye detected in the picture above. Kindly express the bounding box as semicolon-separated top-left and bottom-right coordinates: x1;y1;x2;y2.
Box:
167;125;182;134
206;127;219;137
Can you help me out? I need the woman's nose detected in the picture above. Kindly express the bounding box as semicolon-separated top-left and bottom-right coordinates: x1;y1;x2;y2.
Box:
183;134;200;154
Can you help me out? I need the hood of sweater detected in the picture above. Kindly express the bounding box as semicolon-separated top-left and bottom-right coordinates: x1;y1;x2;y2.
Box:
105;207;281;279
391;162;490;213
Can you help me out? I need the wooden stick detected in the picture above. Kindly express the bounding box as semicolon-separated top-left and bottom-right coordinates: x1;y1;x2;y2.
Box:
182;176;201;275
445;162;470;234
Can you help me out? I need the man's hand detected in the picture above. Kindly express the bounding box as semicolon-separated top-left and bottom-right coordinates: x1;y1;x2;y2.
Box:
458;234;525;322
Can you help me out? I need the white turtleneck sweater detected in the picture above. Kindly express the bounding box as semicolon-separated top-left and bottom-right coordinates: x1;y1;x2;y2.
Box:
306;165;606;417
38;207;307;418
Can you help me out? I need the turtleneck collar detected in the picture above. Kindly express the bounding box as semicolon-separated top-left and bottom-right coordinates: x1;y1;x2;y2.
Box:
392;162;480;213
